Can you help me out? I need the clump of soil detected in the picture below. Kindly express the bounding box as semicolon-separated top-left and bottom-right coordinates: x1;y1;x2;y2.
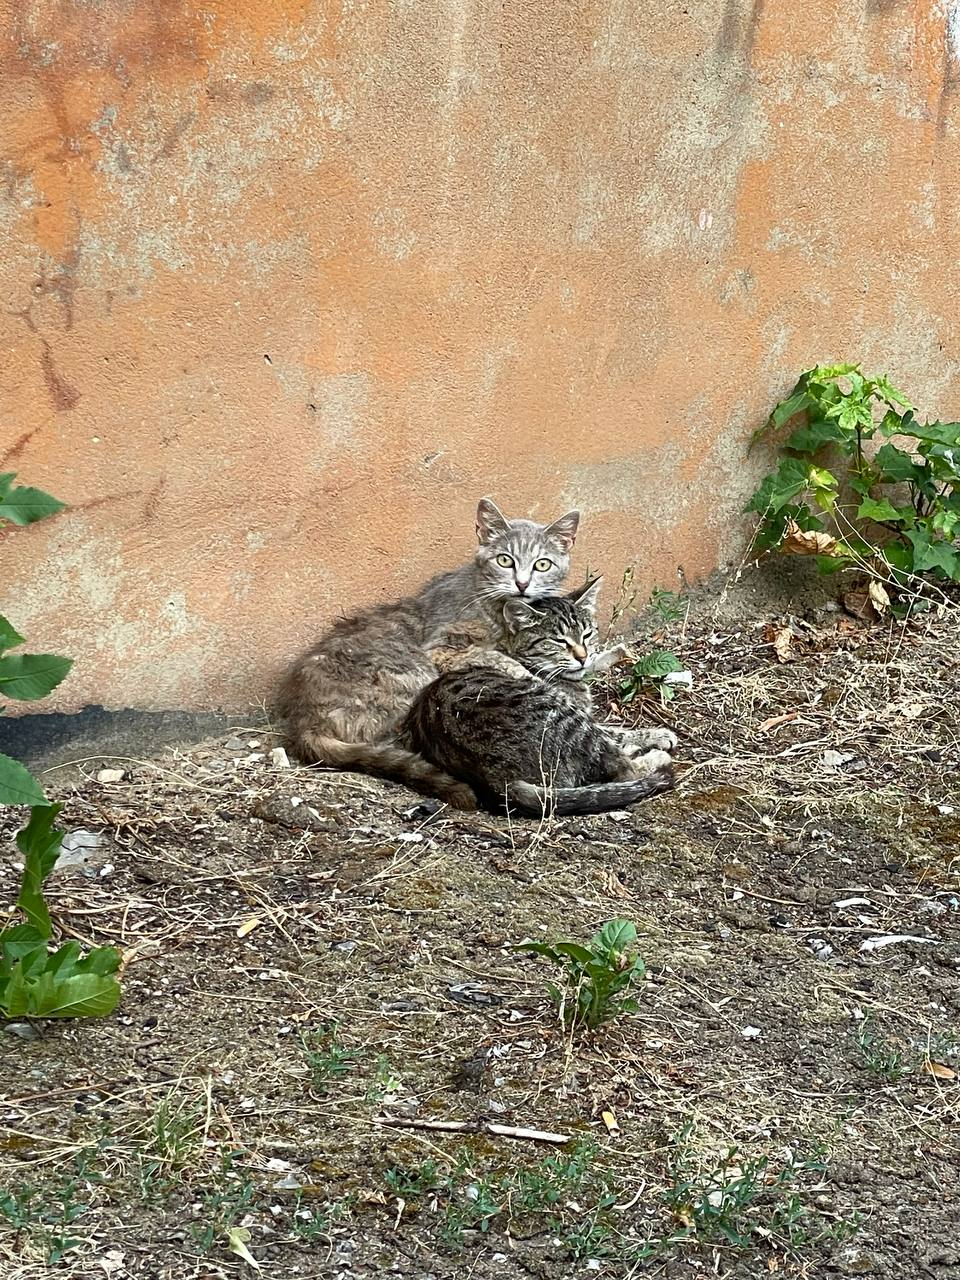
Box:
1;607;958;1279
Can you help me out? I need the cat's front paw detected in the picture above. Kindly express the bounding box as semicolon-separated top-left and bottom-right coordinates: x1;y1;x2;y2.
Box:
631;748;673;775
642;726;678;753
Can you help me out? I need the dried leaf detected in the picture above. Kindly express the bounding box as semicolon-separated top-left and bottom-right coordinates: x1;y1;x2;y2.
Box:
781;520;838;557
762;624;794;663
923;1060;956;1081
236;917;261;938
601;1109;620;1135
758;711;799;734
868;580;891;614
226;1227;260;1270
354;1188;388;1205
842;590;878;622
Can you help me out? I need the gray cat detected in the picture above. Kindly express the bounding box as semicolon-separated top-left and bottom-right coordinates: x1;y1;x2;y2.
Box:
398;580;677;816
277;498;580;805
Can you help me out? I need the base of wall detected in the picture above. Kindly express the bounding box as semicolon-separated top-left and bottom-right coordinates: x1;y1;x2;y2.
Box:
2;706;266;773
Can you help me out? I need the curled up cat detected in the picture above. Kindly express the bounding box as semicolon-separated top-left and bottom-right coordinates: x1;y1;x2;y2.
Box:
276;498;581;806
398;579;677;816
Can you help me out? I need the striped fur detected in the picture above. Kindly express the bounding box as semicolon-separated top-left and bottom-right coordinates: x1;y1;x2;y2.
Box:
399;584;675;816
276;499;580;787
293;730;477;810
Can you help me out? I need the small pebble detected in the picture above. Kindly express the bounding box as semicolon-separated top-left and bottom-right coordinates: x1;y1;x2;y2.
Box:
4;1021;38;1040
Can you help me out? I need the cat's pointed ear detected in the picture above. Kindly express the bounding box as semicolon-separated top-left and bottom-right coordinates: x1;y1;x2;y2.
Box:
477;497;509;545
544;509;580;551
569;575;602;615
502;597;541;633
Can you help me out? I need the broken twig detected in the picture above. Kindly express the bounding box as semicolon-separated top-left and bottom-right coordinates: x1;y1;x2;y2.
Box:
378;1115;570;1145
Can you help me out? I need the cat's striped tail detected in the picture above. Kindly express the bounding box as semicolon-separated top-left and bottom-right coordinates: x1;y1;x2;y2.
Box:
506;764;674;817
295;732;478;811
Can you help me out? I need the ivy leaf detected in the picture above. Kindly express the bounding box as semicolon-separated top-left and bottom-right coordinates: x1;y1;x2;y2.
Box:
872;375;912;410
932;510;960;540
857;497;907;524
874;443;922;484
15;804;65;938
785;418;845;453
770;389;813;429
810;362;861;381
881;542;913;574
905;420;960;446
906;528;960;579
0;616;25;655
0;753;46;806
744;457;810;514
0;479;66;526
828;400;874;432
816;554;848;576
0;653;73;701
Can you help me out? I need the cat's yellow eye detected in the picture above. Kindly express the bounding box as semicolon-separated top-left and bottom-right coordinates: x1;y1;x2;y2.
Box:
533;558;553;572
495;553;515;568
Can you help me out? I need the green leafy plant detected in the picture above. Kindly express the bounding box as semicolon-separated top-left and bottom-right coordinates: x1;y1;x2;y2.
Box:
650;587;686;624
635;1121;860;1260
301;1022;357;1091
856;1016;907;1083
384;1139;618;1255
1;476;121;1021
516;918;645;1032
0;807;122;1017
0;1144;101;1263
746;363;960;609
619;650;684;704
0;473;72;803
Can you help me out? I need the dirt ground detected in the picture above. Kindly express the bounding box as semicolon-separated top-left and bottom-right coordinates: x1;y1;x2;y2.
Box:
2;598;959;1280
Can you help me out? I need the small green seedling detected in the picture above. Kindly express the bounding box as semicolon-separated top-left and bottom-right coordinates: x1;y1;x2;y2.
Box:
650;587;686;624
619;650;684;705
516;919;645;1032
301;1022;357;1091
856;1016;907;1083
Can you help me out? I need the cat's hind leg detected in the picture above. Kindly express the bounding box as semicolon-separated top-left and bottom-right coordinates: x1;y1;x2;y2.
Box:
604;725;679;755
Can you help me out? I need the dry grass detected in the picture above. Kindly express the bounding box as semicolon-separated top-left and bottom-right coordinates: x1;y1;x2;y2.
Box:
1;603;958;1279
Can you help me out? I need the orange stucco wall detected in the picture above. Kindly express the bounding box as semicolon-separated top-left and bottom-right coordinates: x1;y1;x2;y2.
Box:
3;0;960;713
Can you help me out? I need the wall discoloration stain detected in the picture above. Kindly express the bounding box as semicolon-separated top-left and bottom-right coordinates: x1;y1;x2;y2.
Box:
2;0;959;712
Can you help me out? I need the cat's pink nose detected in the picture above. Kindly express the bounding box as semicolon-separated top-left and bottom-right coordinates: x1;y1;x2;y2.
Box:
515;579;529;594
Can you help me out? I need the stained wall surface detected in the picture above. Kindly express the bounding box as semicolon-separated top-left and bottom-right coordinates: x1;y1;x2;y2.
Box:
3;0;960;712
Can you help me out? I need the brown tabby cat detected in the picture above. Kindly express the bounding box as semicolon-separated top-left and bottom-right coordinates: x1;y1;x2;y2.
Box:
276;498;580;804
398;581;677;816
